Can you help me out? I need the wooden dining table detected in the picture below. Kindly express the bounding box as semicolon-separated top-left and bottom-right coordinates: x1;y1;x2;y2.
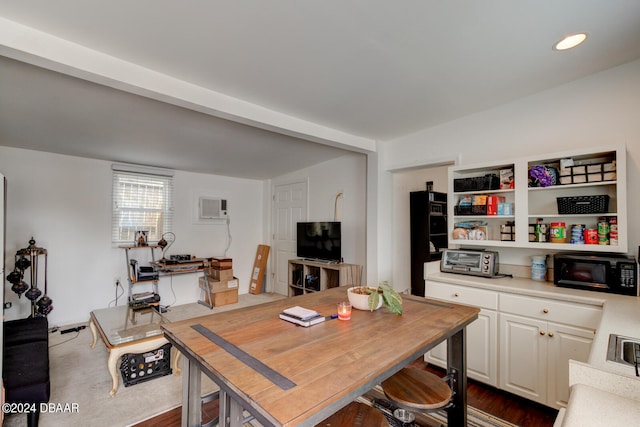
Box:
162;286;479;427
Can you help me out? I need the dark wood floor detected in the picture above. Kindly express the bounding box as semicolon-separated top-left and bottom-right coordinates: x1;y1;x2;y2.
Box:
134;358;559;427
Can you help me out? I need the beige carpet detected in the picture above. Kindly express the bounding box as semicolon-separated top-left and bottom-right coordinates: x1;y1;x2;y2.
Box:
3;293;286;427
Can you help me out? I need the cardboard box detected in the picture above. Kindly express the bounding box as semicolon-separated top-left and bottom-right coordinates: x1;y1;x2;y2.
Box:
208;267;234;282
199;276;239;307
210;257;233;270
211;288;238;307
199;276;239;293
249;245;270;294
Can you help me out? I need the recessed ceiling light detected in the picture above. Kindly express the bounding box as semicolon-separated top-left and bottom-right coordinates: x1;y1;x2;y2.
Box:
553;33;588;51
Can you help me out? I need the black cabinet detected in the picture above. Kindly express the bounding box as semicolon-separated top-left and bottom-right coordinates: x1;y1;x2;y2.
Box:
410;191;448;296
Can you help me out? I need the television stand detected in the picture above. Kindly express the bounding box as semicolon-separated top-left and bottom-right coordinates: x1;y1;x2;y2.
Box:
288;259;361;296
301;258;339;265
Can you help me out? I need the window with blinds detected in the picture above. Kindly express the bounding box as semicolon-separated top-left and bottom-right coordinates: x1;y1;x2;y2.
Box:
111;167;174;245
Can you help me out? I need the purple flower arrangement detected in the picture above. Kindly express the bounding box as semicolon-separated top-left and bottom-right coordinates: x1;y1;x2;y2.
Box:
529;166;557;187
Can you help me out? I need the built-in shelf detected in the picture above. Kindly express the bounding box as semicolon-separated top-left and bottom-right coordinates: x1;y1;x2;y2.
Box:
448;144;627;252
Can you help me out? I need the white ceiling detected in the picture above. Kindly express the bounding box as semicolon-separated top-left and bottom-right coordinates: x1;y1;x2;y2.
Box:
1;1;640;179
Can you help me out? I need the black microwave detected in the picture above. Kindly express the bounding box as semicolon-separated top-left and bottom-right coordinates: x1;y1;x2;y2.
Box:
553;253;638;296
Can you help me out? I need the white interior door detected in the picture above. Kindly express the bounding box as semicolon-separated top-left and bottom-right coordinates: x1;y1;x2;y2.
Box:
272;181;307;295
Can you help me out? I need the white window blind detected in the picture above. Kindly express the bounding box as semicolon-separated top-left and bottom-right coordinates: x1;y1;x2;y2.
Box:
111;166;174;245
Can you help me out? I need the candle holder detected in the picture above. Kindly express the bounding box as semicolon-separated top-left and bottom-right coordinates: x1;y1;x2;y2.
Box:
337;301;351;320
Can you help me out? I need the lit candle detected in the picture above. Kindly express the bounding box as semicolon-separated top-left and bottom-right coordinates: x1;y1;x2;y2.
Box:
337;301;351;320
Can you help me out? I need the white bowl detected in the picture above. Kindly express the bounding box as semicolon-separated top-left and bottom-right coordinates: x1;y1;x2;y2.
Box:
347;287;383;311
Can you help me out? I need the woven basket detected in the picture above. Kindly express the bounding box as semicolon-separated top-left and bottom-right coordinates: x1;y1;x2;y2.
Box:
556;195;609;215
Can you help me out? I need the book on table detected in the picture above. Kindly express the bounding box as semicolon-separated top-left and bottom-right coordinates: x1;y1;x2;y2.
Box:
280;306;325;327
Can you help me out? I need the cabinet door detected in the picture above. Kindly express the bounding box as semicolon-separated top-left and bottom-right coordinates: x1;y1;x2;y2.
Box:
426;308;498;387
546;322;595;408
499;313;548;404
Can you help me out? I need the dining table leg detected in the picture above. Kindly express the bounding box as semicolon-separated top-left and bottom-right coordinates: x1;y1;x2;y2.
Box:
218;389;246;427
447;327;468;427
182;355;202;427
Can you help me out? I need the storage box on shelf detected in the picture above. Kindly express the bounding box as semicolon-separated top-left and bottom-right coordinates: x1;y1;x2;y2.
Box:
447;144;627;252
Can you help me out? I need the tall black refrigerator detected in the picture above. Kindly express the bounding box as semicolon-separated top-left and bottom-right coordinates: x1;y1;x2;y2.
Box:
410;191;447;297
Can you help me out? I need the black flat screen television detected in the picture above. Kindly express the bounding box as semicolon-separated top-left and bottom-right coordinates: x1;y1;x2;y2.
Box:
296;222;341;262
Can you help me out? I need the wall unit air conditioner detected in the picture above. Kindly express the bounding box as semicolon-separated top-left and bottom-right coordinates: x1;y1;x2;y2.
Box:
199;197;228;219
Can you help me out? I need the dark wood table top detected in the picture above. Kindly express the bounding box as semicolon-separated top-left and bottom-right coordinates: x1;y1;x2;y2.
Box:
162;286;479;426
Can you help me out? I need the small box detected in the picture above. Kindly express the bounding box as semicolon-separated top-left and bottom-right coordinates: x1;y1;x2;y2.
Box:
487;196;505;216
199;276;239;293
500;223;515;241
497;202;513;216
572;165;586;174
209;267;234;282
572;174;587;184
210;257;233;270
499;169;514;189
559;176;572;185
587;164;602;173
603;161;616;172
603;171;616;181
472;195;487;205
587;173;603;182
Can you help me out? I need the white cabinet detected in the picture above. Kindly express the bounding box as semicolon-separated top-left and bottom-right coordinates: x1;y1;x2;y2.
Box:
424;281;499;387
499;293;601;409
448;144;627;252
424;279;602;409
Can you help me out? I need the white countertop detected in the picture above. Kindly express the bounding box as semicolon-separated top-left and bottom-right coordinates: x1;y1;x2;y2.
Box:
425;268;640;426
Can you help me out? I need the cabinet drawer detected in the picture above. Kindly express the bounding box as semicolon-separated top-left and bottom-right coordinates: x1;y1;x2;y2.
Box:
500;293;602;329
425;281;498;310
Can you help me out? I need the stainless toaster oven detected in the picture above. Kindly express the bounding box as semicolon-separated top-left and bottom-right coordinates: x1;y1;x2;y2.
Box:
440;249;500;278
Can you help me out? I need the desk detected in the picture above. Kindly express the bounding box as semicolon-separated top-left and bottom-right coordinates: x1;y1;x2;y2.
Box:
162;286;479;427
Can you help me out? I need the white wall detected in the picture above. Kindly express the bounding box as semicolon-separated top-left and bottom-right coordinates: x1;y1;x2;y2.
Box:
380;59;640;270
270;152;367;271
0;147;263;325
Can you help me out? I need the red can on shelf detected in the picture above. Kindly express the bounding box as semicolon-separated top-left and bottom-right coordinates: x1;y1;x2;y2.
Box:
584;229;598;244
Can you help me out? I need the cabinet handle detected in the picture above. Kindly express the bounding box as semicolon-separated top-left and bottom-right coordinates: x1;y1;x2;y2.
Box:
542;308;549;314
548;332;554;338
540;331;546;336
453;293;459;297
